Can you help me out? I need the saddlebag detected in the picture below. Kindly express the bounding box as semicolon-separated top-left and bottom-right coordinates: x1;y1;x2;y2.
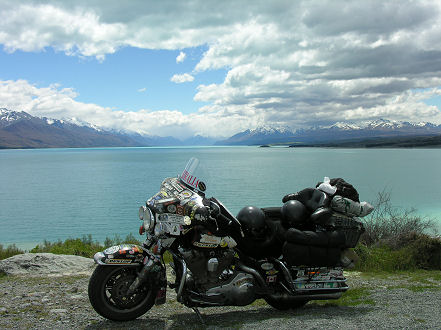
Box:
282;228;345;267
325;212;365;248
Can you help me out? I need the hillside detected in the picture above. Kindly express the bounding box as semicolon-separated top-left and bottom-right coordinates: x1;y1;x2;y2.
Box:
288;134;441;148
0;108;215;148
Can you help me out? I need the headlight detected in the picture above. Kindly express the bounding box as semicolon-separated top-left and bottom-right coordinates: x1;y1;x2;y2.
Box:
139;205;154;232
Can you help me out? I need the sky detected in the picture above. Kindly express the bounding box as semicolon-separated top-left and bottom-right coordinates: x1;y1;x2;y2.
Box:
1;0;441;139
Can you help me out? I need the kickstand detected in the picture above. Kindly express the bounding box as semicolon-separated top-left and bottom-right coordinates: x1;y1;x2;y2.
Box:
192;307;205;324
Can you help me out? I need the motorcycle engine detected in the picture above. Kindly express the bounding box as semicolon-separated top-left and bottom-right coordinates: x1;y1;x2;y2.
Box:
179;247;235;287
179;247;257;306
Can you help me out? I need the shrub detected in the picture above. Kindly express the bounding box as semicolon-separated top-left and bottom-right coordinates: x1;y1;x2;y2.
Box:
29;234;144;258
354;244;417;272
360;189;437;246
0;244;24;260
30;236;103;258
399;232;441;269
354;190;441;271
103;233;142;247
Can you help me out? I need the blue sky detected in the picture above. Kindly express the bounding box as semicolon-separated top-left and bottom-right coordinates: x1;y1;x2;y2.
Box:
0;46;226;114
1;1;441;138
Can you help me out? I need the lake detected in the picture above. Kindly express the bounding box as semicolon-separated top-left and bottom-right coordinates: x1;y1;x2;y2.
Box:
1;146;440;249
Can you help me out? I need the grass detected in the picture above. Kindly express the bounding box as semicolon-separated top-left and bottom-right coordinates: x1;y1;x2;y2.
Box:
311;287;375;307
359;269;441;282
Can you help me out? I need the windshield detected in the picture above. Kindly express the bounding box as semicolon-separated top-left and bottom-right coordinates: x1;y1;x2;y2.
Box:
179;157;207;192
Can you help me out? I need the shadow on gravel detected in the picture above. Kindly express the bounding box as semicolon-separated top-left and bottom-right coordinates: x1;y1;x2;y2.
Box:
85;318;166;329
84;304;373;329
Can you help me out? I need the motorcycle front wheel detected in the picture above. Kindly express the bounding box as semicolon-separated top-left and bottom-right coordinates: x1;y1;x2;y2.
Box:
88;265;157;321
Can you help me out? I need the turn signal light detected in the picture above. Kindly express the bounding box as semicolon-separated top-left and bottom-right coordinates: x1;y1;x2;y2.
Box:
139;225;145;235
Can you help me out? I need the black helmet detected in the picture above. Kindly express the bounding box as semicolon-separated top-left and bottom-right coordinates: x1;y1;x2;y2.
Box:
237;206;266;239
281;200;309;226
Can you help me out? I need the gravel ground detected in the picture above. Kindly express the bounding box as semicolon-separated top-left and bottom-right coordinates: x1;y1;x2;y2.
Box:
0;271;440;329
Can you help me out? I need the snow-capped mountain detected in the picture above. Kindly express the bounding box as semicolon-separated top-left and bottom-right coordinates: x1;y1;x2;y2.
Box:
0;108;218;148
217;119;441;145
0;108;34;127
0;108;145;149
216;126;295;145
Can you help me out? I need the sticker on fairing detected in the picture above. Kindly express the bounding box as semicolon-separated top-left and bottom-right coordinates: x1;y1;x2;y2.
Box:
167;204;177;213
104;246;120;254
200;234;222;245
266;275;277;283
184;216;191;225
156;198;176;204
105;259;133;264
193;242;218;248
180;190;193;199
160;213;185;223
169;224;181;235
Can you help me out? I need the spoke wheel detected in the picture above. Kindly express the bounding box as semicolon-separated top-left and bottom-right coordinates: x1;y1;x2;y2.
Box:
88;266;157;321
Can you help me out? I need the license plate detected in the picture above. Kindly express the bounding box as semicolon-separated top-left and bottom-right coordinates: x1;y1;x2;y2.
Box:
296;282;336;289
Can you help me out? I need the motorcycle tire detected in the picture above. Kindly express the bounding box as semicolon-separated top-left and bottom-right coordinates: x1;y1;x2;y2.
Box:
264;296;309;310
88;265;157;321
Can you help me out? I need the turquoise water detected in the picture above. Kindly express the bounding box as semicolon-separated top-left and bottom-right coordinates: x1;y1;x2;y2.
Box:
1;146;440;248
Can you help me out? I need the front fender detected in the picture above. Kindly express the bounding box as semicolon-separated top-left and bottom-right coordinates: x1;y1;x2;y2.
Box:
93;244;146;266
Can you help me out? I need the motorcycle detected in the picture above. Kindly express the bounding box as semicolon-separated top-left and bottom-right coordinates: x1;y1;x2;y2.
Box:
88;158;370;321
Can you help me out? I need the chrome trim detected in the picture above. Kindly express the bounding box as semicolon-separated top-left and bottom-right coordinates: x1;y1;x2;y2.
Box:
169;251;188;302
294;285;349;293
236;262;267;289
266;292;344;301
92;250;143;266
93;252;106;265
293;279;348;283
271;258;297;293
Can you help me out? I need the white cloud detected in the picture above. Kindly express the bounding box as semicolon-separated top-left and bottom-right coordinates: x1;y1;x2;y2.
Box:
0;79;247;137
176;51;186;63
1;1;441;135
170;73;194;83
137;87;147;92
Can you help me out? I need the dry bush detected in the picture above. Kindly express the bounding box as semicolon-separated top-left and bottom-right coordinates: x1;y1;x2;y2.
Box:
360;189;438;247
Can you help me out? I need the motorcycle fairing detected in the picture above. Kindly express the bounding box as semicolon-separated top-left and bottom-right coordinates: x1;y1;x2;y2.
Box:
148;177;204;213
93;244;145;265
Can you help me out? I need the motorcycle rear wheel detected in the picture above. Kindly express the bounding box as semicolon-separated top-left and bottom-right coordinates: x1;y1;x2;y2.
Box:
264;296;309;310
88;265;157;321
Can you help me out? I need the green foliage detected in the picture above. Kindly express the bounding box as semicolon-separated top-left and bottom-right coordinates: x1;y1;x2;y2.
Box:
398;233;441;269
354;190;441;271
103;233;142;247
29;234;143;258
354;245;416;272
355;233;441;271
0;243;24;260
30;235;103;258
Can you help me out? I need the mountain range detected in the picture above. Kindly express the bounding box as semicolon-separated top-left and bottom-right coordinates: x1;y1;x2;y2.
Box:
0;108;215;148
216;121;441;145
1;108;441;149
